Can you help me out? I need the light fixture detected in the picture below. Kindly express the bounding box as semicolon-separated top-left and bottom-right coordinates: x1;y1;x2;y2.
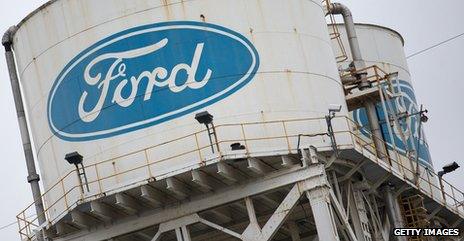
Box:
438;162;460;177
195;111;214;125
398;105;428;123
65;151;89;194
195;111;219;153
420;109;429;123
65;151;83;166
437;161;460;202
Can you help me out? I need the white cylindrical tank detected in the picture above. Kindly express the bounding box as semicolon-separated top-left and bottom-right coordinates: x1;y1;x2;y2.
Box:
13;0;349;222
330;23;436;194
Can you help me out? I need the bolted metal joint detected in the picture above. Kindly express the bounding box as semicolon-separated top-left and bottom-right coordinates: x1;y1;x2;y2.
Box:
2;26;17;51
27;174;41;183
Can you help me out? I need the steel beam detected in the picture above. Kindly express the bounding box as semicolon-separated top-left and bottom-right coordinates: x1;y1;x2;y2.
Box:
150;183;304;241
115;193;141;214
70;210;99;229
306;187;340;241
140;186;166;207
217;162;244;184
243;197;261;238
328;190;358;241
191;170;216;192
90;201;118;222
57;165;323;241
257;184;302;241
166;177;190;199
281;156;300;168
382;186;407;241
340;160;367;182
247;158;273;175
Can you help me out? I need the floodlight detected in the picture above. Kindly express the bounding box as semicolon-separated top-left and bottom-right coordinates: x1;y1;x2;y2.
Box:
65;152;83;166
195;111;214;125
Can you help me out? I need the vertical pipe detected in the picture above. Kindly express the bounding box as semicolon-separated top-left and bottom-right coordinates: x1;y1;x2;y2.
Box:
382;185;408;241
365;101;388;160
331;3;365;73
327;5;405;241
2;26;46;225
328;3;388;161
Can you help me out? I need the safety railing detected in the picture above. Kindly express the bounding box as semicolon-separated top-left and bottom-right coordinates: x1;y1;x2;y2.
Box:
341;65;391;94
16;116;331;239
16;116;464;240
346;117;464;216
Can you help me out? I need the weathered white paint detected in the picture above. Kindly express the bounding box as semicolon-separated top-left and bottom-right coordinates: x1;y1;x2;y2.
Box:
13;0;350;222
330;23;439;199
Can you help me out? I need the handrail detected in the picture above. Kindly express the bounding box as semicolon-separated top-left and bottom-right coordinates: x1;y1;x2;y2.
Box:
16;116;329;239
16;116;464;240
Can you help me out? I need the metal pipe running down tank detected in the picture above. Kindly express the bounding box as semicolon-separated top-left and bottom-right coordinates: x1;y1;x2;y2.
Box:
328;3;388;161
2;26;46;226
327;3;406;240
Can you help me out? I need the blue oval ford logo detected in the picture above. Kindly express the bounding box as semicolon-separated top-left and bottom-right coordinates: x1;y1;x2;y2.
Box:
48;21;260;141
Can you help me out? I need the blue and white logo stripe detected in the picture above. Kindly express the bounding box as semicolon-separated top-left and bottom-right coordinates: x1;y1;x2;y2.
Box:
48;21;260;141
353;80;433;168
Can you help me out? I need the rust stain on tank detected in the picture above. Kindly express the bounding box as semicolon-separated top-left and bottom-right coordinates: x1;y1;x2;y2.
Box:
162;0;173;20
112;161;120;183
180;0;187;18
285;69;297;104
249;28;256;44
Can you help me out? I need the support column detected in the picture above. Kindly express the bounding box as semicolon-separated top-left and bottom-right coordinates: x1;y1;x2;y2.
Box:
306;187;340;241
242;197;261;239
348;188;373;241
382;185;407;241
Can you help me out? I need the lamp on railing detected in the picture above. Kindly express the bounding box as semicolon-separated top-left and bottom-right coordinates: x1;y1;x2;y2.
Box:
195;111;220;153
326;104;342;157
438;162;460;202
65;151;90;195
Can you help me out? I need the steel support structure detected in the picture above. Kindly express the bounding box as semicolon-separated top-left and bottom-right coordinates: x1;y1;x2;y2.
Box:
328;4;408;239
55;146;367;241
148;169;346;241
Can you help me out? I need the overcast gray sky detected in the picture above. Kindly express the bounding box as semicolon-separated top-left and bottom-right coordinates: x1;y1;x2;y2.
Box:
0;0;463;240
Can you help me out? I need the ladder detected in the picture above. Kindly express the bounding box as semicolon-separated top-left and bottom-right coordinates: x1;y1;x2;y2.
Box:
322;0;348;63
399;195;430;241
